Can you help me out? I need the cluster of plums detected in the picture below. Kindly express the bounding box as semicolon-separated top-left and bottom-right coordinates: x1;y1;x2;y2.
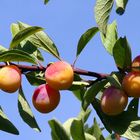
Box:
0;61;74;113
101;55;140;116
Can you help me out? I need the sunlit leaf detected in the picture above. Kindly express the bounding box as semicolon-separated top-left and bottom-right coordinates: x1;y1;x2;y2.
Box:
101;21;118;55
0;45;7;53
18;87;41;132
18;22;60;60
10;23;20;37
113;37;132;69
115;0;128;15
49;119;70;140
76;27;99;57
0;49;37;64
10;26;43;48
0;106;19;135
71;119;86;140
94;0;114;35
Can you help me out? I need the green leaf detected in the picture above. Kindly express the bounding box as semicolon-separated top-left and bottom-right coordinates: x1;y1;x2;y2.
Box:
94;0;114;35
93;118;105;140
82;80;108;110
115;0;128;15
106;76;121;88
92;98;140;138
18;22;60;60
101;21;118;55
113;37;132;69
44;0;49;4
10;23;20;37
17;41;44;61
0;49;37;64
71;119;86;140
10;26;43;48
18;87;41;132
0;106;19;135
25;71;46;86
76;27;99;57
77;108;92;123
49;119;70;140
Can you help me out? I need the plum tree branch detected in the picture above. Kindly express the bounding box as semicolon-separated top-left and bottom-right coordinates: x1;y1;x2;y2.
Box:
0;63;109;79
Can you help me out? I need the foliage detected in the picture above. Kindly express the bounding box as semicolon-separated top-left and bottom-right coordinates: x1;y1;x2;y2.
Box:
1;0;140;140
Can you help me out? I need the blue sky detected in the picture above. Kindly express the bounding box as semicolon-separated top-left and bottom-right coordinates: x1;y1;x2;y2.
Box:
0;0;140;140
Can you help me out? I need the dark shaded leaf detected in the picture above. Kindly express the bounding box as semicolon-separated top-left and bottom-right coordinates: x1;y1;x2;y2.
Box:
101;21;118;55
18;87;41;132
25;71;46;86
0;49;37;64
0;106;19;135
76;27;99;57
94;0;114;35
115;0;128;15
44;0;49;4
113;37;132;70
10;26;43;48
48;119;70;140
82;80;108;110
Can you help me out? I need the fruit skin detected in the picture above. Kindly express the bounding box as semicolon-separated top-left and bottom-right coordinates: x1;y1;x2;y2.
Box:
122;72;140;97
0;65;21;93
101;86;128;116
132;55;140;72
45;61;74;90
32;84;60;113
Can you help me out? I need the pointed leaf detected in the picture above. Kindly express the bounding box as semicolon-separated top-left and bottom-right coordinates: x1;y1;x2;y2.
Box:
71;119;86;140
113;37;132;69
76;27;99;57
18;87;41;132
0;45;7;53
18;22;60;59
48;119;70;140
0;106;19;135
10;23;20;37
94;0;114;35
106;76;121;88
10;26;43;48
82;80;108;110
101;21;118;55
93;118;105;140
116;0;128;15
0;49;37;64
25;71;46;86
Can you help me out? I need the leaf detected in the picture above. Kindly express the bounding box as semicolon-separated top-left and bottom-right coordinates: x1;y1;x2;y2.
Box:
48;119;70;140
106;76;121;88
113;37;132;69
76;27;99;57
18;22;60;60
18;87;41;132
0;49;37;64
82;80;108;110
94;0;114;35
85;133;96;140
25;71;46;86
44;0;49;4
10;26;43;48
71;119;86;140
77;108;92;123
10;23;20;37
100;21;118;55
115;0;128;15
0;106;19;135
17;41;44;61
92;98;140;137
93;118;105;140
